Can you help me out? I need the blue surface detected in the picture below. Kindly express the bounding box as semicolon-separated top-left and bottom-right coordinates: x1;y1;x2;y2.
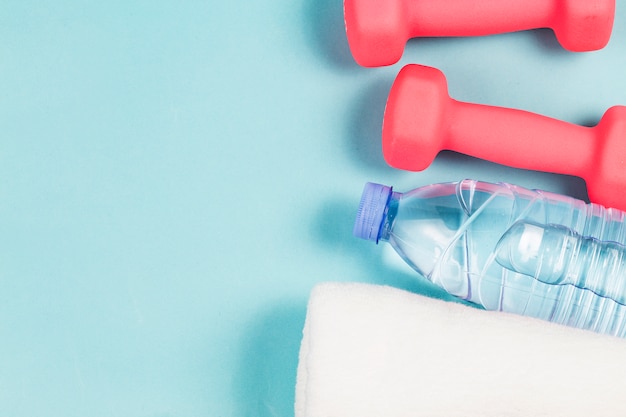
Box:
1;1;626;416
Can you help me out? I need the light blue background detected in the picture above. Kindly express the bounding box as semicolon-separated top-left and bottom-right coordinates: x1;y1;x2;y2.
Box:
1;1;625;416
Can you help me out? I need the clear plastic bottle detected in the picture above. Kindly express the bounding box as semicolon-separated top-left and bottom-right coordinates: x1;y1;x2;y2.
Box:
353;179;626;337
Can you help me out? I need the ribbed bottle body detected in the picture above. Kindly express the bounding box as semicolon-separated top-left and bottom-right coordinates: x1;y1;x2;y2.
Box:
386;179;626;336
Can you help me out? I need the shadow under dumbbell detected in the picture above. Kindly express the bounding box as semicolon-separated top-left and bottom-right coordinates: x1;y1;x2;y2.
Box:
346;76;396;172
531;28;572;54
303;0;356;70
434;150;590;203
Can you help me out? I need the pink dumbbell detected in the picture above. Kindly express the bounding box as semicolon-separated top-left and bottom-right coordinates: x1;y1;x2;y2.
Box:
383;64;626;211
344;0;615;67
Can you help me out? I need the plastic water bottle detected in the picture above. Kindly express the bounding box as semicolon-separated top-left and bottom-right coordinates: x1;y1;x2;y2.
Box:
353;179;626;337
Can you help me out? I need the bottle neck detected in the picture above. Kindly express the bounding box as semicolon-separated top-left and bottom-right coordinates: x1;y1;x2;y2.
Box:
378;192;401;243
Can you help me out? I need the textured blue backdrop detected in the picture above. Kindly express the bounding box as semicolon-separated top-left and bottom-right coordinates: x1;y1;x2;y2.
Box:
1;1;625;416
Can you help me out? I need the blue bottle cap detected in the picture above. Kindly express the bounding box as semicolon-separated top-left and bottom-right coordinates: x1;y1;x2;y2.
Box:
353;182;392;242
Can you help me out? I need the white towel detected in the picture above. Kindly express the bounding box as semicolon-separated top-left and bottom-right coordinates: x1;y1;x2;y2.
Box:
295;282;626;417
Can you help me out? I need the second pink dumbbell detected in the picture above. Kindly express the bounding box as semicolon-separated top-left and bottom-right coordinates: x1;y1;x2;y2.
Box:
344;0;615;67
383;64;626;211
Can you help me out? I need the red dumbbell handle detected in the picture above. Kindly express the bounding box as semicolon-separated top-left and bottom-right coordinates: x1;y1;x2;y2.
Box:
406;0;554;37
383;64;626;210
446;101;594;176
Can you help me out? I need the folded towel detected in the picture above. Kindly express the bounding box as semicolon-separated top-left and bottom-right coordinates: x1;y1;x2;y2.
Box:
295;282;626;417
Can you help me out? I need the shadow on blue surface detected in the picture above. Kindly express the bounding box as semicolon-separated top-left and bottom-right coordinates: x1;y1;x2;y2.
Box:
346;76;397;172
235;302;307;417
303;0;355;69
311;196;464;303
234;186;506;416
531;27;572;53
402;27;568;57
434;151;591;202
